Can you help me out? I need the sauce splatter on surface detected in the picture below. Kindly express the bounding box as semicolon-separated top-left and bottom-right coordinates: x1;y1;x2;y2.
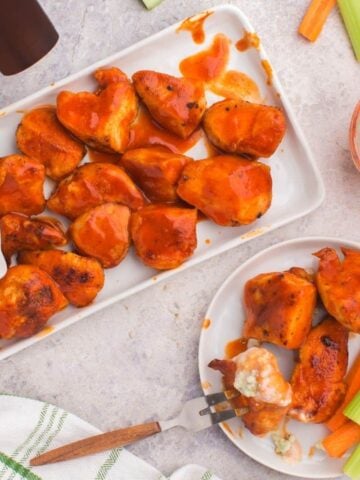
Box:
202;318;211;329
37;325;55;337
205;238;211;245
210;70;261;103
88;148;120;164
240;227;268;240
222;421;234;436
179;34;230;82
225;337;248;358
201;380;212;389
261;59;273;86
236;31;260;52
176;11;213;44
128;107;201;154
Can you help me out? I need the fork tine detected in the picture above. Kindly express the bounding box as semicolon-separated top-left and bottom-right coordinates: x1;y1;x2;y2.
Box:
209;408;248;425
204;390;240;406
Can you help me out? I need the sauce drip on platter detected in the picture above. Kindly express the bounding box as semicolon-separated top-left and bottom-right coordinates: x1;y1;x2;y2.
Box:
176;11;213;44
236;31;260;52
128;106;201;154
179;33;230;82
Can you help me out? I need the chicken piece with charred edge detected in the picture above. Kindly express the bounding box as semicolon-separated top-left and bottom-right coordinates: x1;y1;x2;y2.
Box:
314;247;360;333
18;250;104;307
47;162;145;220
57;67;138;153
203;99;286;158
177;155;272;226
121;146;192;203
130;205;197;270
0;265;67;339
0;155;45;217
243;267;317;349
69;203;131;269
289;316;348;423
209;347;292;436
16;106;86;181
0;213;67;266
132;70;206;138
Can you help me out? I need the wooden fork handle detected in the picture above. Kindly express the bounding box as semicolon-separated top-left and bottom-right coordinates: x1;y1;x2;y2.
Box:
30;421;161;466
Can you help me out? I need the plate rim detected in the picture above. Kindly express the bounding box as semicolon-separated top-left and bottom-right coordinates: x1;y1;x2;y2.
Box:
0;5;325;360
198;235;360;478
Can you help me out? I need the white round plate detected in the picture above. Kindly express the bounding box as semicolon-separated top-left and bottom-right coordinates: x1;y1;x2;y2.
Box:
199;237;360;478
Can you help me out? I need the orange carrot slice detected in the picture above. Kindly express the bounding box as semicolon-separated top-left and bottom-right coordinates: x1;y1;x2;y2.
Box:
299;0;337;42
323;421;360;458
327;355;360;432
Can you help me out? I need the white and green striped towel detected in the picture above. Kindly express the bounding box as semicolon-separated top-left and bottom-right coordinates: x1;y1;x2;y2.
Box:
0;394;220;480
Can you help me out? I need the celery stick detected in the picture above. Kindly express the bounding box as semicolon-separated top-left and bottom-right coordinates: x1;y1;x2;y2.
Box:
344;443;360;479
345;392;360;425
142;0;164;9
338;0;360;61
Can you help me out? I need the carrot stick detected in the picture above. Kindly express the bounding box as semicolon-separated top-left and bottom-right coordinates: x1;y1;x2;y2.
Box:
299;0;337;42
327;355;360;432
323;421;360;458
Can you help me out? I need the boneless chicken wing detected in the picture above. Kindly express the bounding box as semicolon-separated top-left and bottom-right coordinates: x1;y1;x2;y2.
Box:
16;106;86;181
70;203;131;268
203;99;286;158
0;213;67;265
132;70;206;138
18;250;104;307
130;205;197;269
57;67;138;153
0;265;67;339
177;155;272;226
314;247;360;333
47;162;145;220
209;347;292;436
0;155;45;216
289;316;348;423
121;146;192;203
243;268;317;349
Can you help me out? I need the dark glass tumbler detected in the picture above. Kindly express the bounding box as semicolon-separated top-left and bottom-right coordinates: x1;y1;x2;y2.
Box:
0;0;58;75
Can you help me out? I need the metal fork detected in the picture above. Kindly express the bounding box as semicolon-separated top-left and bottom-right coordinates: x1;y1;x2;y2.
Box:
31;391;246;466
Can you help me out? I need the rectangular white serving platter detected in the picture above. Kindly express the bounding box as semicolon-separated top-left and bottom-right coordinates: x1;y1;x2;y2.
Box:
0;5;325;360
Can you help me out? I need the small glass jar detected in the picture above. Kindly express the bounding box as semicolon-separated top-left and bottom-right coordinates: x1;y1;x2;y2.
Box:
350;101;360;171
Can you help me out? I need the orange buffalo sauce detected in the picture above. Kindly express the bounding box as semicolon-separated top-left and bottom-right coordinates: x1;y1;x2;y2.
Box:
88;148;120;164
261;59;273;86
236;31;260;52
176;11;213;44
202;318;211;329
209;70;261;103
128;107;201;154
225;338;248;359
179;33;230;82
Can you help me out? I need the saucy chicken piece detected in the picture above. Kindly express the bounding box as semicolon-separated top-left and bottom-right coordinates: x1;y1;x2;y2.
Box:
203;99;286;158
289;316;348;423
16;106;86;181
132;70;206;138
177;155;272;226
243;268;317;349
0;154;45;217
314;247;360;333
0;213;67;265
0;265;67;339
209;347;292;436
70;203;130;268
47;162;145;220
57;67;138;153
18;250;104;307
121;146;192;203
130;205;197;269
